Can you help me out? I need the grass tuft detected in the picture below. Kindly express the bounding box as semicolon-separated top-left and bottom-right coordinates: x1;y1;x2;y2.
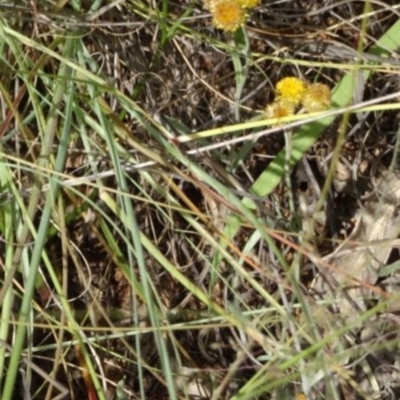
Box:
0;1;400;399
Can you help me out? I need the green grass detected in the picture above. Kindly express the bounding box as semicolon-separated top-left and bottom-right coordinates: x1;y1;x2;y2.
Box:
0;1;400;399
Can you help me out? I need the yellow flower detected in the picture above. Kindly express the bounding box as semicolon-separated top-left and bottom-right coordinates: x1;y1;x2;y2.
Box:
209;0;246;32
275;77;306;107
266;98;296;119
236;0;260;8
301;82;331;112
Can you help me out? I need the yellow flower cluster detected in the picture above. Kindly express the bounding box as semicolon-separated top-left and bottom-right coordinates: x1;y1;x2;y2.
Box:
266;77;331;119
204;0;260;32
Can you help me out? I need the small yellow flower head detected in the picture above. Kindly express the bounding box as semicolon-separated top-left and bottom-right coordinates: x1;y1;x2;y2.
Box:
266;98;296;119
302;82;331;112
275;77;306;107
210;0;246;32
236;0;260;8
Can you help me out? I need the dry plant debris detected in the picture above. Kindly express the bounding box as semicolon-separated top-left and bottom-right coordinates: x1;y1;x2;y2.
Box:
309;171;400;362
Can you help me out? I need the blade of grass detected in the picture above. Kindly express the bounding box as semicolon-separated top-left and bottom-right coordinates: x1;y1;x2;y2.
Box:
0;170;15;388
1;35;109;400
92;97;179;399
231;28;251;121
